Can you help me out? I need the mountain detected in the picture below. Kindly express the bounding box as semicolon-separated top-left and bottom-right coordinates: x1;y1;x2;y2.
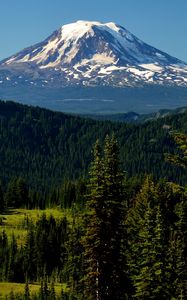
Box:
0;20;187;114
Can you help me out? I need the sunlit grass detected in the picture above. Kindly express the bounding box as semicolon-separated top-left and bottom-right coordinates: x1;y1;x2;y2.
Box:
0;282;65;298
0;208;70;245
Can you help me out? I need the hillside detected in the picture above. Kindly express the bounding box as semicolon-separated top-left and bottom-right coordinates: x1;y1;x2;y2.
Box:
0;100;187;191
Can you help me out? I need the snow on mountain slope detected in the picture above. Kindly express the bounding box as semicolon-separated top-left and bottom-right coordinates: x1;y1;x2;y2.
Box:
0;20;187;88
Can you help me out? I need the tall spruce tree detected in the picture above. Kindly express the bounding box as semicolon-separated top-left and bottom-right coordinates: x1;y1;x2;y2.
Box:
133;203;156;299
128;178;172;299
0;183;4;212
126;177;157;282
101;135;128;299
82;139;105;299
24;280;31;300
175;199;187;298
165;132;187;168
152;205;169;299
83;136;128;300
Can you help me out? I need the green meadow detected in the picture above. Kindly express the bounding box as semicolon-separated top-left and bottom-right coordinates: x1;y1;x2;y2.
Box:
0;208;72;245
0;282;65;299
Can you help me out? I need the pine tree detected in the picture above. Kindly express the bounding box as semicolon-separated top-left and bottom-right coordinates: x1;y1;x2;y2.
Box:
65;212;84;298
0;230;8;281
24;229;36;281
82;139;105;299
101;135;128;299
126;176;157;283
175;199;187;298
7;234;17;282
83;136;128;300
43;277;49;299
165;132;187;168
16;178;29;208
0;182;4;212
49;281;56;300
152;205;169;299
5;178;18;208
24;280;30;300
133;203;156;299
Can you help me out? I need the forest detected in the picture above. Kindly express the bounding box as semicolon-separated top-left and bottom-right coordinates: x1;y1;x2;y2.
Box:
0;100;187;299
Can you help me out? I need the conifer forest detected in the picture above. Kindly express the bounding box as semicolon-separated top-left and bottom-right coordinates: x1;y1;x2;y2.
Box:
0;100;187;299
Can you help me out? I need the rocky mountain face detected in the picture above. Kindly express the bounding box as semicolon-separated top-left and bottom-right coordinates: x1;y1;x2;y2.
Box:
0;20;187;88
0;20;187;114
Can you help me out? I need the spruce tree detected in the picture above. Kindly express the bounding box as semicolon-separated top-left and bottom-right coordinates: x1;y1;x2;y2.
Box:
175;199;187;298
24;280;31;300
83;136;128;300
152;205;169;299
7;234;17;282
128;178;172;299
165;132;187;168
82;139;105;299
102;135;128;299
134;203;156;299
24;229;36;281
49;281;56;300
65;213;84;298
0;183;4;212
126;176;157;282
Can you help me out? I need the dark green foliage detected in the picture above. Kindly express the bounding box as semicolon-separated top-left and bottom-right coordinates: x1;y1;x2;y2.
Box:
83;136;128;299
166;132;187;168
64;212;84;298
5;178;29;208
1;129;187;299
174;199;187;298
0;230;8;281
0;182;4;212
126;177;186;299
60;179;87;208
0;100;187;195
24;281;30;300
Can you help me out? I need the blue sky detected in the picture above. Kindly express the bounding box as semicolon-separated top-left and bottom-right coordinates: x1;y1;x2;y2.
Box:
0;0;187;62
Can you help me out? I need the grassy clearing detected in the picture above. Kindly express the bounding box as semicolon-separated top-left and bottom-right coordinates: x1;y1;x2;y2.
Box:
0;208;70;245
0;208;72;297
0;282;64;298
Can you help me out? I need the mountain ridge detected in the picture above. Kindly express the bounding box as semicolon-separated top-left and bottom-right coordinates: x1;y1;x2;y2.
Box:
0;99;187;189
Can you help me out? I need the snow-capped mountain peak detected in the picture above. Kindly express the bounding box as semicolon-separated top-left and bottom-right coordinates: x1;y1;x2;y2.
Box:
4;20;136;68
0;20;187;88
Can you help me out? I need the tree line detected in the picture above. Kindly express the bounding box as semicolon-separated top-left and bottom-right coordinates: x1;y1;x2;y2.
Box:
0;100;187;194
1;134;187;299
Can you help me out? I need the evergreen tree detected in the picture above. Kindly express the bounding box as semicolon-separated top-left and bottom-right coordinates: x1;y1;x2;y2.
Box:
65;212;84;298
7;234;17;282
133;203;156;299
82;139;105;299
24;229;36;281
0;182;4;212
83;136;128;300
101;135;128;299
24;280;31;300
16;178;29;208
128;178;172;299
0;230;8;281
49;281;56;300
175;199;187;298
5;178;18;208
126;176;157;282
152;205;169;299
165;132;187;168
